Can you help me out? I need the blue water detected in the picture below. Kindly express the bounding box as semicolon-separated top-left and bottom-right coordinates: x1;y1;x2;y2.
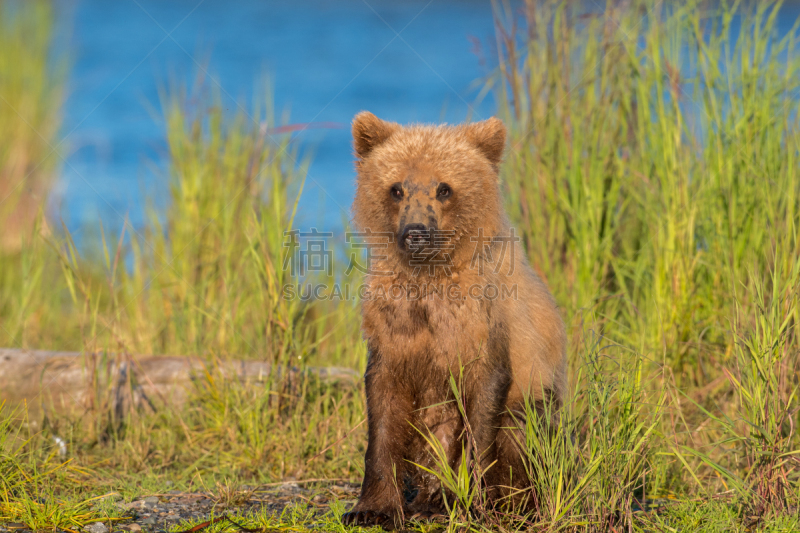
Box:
54;0;499;239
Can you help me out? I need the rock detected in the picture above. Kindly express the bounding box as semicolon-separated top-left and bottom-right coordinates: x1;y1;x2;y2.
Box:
120;500;147;511
124;524;142;532
84;522;109;533
140;517;157;526
143;496;159;508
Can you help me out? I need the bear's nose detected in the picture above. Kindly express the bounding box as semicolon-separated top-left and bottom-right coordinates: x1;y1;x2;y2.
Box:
400;223;429;251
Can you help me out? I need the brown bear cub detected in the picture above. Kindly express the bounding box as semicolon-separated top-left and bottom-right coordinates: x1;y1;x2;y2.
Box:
342;112;567;530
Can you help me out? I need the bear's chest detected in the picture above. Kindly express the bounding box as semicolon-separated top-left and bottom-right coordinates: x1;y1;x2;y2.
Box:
362;279;492;363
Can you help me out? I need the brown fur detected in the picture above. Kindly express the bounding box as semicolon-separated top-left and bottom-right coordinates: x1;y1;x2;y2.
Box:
342;112;567;530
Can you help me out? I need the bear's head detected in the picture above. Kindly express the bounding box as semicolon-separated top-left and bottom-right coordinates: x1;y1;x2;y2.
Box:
351;111;507;278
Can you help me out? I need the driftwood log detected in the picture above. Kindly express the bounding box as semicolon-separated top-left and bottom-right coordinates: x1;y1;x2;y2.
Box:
0;348;360;418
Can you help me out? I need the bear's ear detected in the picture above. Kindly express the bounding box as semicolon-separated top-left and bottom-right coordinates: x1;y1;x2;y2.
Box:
352;111;400;160
463;117;506;167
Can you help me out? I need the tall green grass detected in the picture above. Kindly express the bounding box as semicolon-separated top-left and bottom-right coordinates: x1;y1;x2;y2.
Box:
45;84;368;463
0;0;63;250
492;0;800;525
55;86;310;360
49;82;365;368
0;0;70;350
677;254;800;518
496;0;800;377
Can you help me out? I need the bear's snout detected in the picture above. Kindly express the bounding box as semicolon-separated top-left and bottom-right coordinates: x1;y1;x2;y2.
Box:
399;223;433;252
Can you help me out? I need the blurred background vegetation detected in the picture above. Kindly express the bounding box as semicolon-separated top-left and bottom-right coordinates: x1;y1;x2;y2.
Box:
1;0;800;531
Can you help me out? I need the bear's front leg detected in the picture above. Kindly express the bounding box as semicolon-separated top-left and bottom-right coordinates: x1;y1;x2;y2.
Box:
343;354;415;530
465;361;512;503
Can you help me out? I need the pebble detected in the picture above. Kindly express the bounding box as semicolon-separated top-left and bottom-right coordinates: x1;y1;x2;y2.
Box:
84;523;109;533
143;497;160;508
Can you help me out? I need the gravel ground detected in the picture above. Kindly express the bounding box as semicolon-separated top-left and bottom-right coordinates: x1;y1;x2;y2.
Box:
0;483;362;533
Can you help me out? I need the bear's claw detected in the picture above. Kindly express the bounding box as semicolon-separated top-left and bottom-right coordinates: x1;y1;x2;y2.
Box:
410;510;441;521
342;510;397;530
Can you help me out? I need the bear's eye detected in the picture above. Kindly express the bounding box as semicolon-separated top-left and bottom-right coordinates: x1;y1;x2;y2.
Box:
390;183;403;200
437;183;452;199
